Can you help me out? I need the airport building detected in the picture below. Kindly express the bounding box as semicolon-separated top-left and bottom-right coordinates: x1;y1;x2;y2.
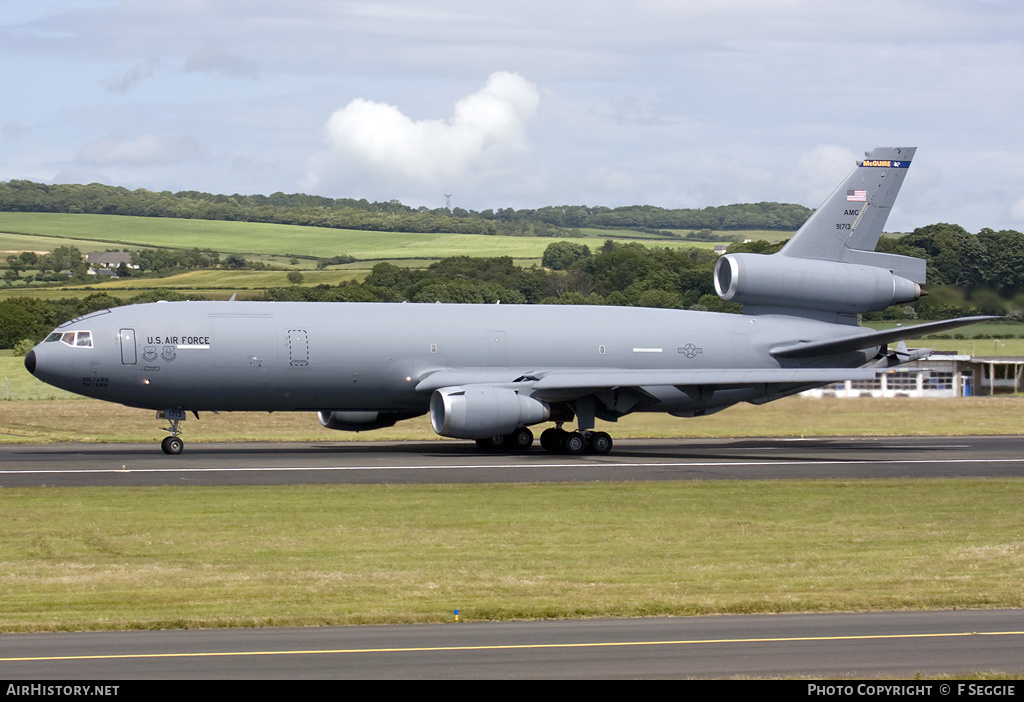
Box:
803;352;1024;398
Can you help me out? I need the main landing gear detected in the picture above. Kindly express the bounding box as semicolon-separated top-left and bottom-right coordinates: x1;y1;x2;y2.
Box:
538;396;613;455
540;425;612;455
475;396;614;455
475;424;613;455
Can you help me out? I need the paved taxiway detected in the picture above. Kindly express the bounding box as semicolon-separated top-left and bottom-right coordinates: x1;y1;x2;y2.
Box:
2;610;1023;679
2;434;1024;487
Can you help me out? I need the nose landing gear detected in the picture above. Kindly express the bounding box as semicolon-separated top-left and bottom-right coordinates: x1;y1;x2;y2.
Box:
157;409;188;455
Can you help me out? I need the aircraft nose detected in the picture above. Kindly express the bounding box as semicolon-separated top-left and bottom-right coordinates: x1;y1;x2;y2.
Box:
24;349;36;375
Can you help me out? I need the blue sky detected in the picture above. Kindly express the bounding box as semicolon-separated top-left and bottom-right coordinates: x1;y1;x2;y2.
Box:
2;1;1022;233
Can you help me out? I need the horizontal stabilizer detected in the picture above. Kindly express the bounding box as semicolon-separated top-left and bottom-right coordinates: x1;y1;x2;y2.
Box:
770;316;998;359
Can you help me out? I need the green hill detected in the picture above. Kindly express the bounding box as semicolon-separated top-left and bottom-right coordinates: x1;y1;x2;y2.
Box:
0;212;732;262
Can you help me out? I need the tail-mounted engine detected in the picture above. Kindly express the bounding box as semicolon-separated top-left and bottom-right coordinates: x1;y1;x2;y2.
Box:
714;253;921;316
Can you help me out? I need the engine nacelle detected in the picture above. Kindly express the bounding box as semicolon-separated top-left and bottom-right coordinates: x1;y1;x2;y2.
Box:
714;253;921;314
317;410;420;432
430;386;550;439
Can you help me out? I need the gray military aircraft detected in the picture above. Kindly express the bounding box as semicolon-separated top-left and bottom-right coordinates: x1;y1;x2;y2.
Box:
25;147;990;454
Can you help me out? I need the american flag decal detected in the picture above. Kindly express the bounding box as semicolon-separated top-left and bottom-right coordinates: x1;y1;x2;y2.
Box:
847;189;867;202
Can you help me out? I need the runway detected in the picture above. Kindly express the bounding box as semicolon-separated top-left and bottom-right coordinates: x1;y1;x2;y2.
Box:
3;435;1023;679
2;610;1023;679
2;434;1024;487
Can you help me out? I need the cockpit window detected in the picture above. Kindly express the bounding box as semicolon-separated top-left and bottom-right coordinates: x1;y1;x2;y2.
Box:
47;330;93;348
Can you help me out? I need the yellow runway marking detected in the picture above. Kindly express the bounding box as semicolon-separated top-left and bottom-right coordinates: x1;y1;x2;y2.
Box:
4;630;1023;663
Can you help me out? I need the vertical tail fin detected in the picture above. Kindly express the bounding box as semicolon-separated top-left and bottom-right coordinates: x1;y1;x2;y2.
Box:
778;147;924;283
714;147;925;321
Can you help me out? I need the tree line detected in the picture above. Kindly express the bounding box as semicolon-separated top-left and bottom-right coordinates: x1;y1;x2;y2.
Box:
7;222;1024;349
251;226;1024;322
0;179;811;236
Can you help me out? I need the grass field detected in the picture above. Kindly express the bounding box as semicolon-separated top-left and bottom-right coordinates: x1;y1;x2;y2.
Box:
3;393;1024;444
76;268;366;291
1;479;1022;631
0;212;728;261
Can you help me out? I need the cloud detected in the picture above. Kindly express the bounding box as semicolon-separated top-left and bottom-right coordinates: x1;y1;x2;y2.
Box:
3;122;32;140
105;59;161;93
77;134;201;166
184;43;259;79
794;144;859;205
4;3;1024;231
318;71;540;184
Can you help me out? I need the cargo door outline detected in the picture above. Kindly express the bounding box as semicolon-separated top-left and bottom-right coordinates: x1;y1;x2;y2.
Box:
288;329;309;367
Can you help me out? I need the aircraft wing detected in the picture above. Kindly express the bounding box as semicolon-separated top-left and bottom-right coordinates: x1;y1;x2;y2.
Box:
415;366;880;395
770;316;998;359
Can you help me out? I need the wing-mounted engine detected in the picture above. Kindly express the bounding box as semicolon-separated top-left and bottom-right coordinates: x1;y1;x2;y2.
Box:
430;386;550;439
317;410;423;432
715;253;921;316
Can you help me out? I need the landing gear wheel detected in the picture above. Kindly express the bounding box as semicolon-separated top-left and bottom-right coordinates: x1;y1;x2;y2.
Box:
509;427;534;452
587;431;613;455
476;435;506;451
161;436;184;455
561;431;587;455
541;427;567;453
476;428;534;452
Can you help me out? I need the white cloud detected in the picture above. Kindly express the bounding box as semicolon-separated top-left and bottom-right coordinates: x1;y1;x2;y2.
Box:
317;71;540;184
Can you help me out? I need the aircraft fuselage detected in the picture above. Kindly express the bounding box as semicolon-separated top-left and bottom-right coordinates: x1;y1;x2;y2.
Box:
27;300;873;415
